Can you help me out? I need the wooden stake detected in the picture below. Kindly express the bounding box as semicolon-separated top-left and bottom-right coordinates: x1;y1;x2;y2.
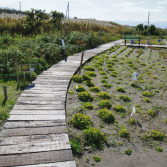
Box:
79;52;84;75
3;85;7;99
17;73;20;87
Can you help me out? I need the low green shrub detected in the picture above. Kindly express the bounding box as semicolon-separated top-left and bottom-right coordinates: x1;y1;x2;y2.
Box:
124;149;132;155
85;71;97;77
119;129;129;138
68;90;74;94
144;98;151;103
130;82;138;88
70;138;82;155
111;72;117;77
165;119;167;124
106;60;115;65
98;109;115;123
72;75;83;83
128;118;136;125
119;95;131;102
83;66;95;71
142;91;152;97
107;64;113;68
100;71;107;75
103;75;108;79
108;68;115;71
83;102;93;110
103;83;111;88
101;79;107;83
72;113;91;129
83;74;92;81
114;105;126;113
93;155;101;162
98;100;112;109
78;92;93;102
89;86;100;93
84;80;95;87
151;130;164;140
75;85;86;92
83;127;107;148
156;147;163;152
153;76;157;79
97;66;103;70
97;92;111;99
116;87;125;93
147;109;156;117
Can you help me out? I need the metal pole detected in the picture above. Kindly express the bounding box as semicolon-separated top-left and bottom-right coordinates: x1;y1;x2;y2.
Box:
68;2;69;18
19;2;21;11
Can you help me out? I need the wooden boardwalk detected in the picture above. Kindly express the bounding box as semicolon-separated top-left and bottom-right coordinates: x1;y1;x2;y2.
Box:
0;39;123;167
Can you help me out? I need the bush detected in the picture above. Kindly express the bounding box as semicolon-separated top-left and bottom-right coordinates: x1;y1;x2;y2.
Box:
78;92;93;102
128;118;136;125
142;91;152;97
107;60;115;65
84;80;95;87
114;105;126;113
116;87;125;93
97;92;111;99
147;109;156;117
103;83;111;88
83;74;91;81
97;66;103;70
72;75;83;83
70;138;82;155
98;100;112;109
107;64;113;68
83;66;95;71
165;119;167;124
72;113;91;129
89;86;100;93
124;149;132;155
103;75;108;79
100;71;107;75
101;79;107;83
98;109;115;123
93;155;101;162
156;147;163;152
119;129;129;138
151;130;164;140
85;71;97;77
144;98;151;103
130;82;138;88
108;68;115;71
83;102;93;110
83;127;107;147
75;85;86;92
119;95;131;102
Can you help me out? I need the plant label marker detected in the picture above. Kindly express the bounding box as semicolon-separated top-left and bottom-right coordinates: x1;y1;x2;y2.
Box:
3;85;7;99
104;58;106;70
131;106;136;117
132;72;138;81
79;52;84;75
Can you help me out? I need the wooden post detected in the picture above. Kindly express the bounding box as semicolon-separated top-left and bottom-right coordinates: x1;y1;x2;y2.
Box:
3;85;7;99
17;73;20;87
125;37;126;46
79;52;84;75
139;37;140;46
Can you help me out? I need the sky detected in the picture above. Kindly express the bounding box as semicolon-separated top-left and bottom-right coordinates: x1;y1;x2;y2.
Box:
1;0;167;28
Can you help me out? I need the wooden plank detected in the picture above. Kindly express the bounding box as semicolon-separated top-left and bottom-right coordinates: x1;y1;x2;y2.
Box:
0;126;67;137
25;87;67;91
10;110;65;115
0;150;73;167
20;93;66;97
4;121;66;129
14;105;65;110
8;115;65;121
18;97;65;101
16;101;64;105
26;84;68;88
23;90;66;94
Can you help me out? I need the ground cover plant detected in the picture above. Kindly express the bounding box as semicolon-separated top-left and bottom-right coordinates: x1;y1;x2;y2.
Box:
66;45;167;167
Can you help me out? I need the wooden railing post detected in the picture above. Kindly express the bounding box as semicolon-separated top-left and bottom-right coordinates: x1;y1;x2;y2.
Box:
17;73;20;88
3;85;7;99
79;52;84;75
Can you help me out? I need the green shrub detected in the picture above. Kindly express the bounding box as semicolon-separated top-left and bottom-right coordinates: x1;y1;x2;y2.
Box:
83;74;92;81
151;130;164;140
147;110;156;117
83;102;93;110
119;129;129;138
156;147;163;152
68;90;74;94
135;104;140;108
106;60;115;65
98;109;115;123
112;55;117;58
128;118;136;125
107;64;113;68
108;68;115;71
116;87;125;93
103;75;108;79
83;66;95;71
83;127;107;147
72;75;83;83
165;119;167;124
89;86;100;93
114;105;126;113
100;71;107;75
75;85;86;92
97;92;111;99
93;155;101;162
78;92;93;102
103;83;111;88
72;113;91;129
84;80;95;87
98;100;112;109
153;76;157;79
142;91;152;97
144;98;151;103
85;71;97;77
70;138;82;155
130;82;138;88
101;79;107;83
111;72;117;77
119;95;131;102
124;149;132;155
97;66;103;70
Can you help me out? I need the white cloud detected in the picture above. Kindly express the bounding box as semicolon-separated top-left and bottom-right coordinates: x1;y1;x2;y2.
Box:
158;1;167;4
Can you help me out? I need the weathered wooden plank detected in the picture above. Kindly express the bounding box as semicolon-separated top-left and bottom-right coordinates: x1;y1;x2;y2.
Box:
10;110;65;115
8;115;65;121
25;87;67;91
16;101;64;105
0;126;67;137
0;150;73;167
4;121;66;129
27;84;68;88
14;105;64;110
23;90;66;94
20;93;66;97
31;82;69;85
18;97;65;101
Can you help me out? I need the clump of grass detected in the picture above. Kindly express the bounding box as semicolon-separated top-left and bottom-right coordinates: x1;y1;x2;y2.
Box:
108;68;115;71
101;79;107;83
147;109;156;117
116;87;125;93
68;89;74;94
103;75;108;79
100;71;107;75
93;155;101;162
107;64;113;68
130;82;138;88
107;60;115;65
119;95;131;102
89;86;100;93
72;75;83;83
103;83;111;88
70;138;82;155
135;104;140;108
83;74;92;81
85;157;89;163
165;119;167;124
144;98;151;103
84;80;95;87
151;130;164;140
142;91;152;97
85;71;97;77
153;76;157;79
119;129;129;138
78;92;93;102
97;66;103;70
83;66;95;71
114;105;126;113
98;100;112;109
98;109;115;123
156;147;163;152
97;92;111;99
128;118;136;125
124;149;132;155
75;85;86;92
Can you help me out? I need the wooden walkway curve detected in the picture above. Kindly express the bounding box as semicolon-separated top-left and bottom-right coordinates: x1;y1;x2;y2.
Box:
0;39;123;167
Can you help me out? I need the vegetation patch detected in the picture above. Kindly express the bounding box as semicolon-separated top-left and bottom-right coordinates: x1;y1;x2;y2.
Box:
83;66;95;71
124;149;132;155
98;100;112;109
84;80;95;87
114;105;126;113
98;109;115;123
147;110;156;117
119;129;130;138
85;71;97;77
93;155;101;162
116;87;125;93
128;118;136;125
151;130;164;140
78;92;93;102
103;83;111;88
89;86;100;93
119;95;131;102
97;92;111;99
142;91;152;97
83;102;94;110
75;85;86;92
83;74;92;81
72;75;83;83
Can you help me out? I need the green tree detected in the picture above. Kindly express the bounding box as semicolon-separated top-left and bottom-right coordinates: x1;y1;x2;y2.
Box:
51;10;64;29
136;24;144;34
148;24;156;35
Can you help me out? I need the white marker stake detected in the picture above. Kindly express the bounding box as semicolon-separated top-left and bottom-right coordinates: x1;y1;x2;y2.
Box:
61;39;65;49
104;58;106;70
132;72;138;81
131;106;136;117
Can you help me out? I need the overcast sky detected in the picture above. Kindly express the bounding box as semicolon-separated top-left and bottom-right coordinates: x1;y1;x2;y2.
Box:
1;0;167;27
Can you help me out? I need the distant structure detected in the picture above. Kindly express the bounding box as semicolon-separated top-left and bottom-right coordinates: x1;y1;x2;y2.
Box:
19;2;21;11
66;2;69;18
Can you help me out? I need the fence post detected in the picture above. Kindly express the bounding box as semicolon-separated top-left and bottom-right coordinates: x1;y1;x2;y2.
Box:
79;52;84;75
3;85;7;99
124;36;126;46
17;73;20;87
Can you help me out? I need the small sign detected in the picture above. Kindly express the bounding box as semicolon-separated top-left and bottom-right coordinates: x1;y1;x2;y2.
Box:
61;39;65;49
132;72;138;81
